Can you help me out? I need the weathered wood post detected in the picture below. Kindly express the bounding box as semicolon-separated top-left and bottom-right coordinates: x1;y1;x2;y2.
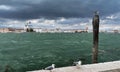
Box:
92;11;99;63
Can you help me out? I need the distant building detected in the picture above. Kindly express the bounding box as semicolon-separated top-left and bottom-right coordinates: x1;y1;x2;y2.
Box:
0;28;10;33
33;28;42;32
113;30;119;33
0;28;25;33
24;22;34;32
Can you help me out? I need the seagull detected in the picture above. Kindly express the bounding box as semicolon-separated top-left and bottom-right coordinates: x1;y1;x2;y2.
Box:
73;61;82;68
45;64;55;72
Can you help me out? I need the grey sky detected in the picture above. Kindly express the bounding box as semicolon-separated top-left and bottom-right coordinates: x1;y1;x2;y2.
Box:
0;0;120;19
0;0;120;29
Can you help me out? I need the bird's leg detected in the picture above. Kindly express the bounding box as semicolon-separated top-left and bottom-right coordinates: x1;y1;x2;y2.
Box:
50;70;53;72
76;65;80;69
50;69;55;72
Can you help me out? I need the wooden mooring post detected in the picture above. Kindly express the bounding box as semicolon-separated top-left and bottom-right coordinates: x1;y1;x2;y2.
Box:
92;11;99;63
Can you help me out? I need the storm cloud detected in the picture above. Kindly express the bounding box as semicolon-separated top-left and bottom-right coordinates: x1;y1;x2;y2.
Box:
0;0;120;30
0;0;120;20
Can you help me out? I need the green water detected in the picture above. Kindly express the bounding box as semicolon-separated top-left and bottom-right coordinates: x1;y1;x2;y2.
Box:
0;33;120;72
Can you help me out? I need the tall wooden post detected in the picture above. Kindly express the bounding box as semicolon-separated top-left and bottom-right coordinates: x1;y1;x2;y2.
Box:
92;11;99;63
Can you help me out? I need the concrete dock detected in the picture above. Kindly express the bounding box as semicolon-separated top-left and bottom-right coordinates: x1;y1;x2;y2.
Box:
27;61;120;72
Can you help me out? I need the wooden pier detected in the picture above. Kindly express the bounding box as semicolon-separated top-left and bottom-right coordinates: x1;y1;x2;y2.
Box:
27;61;120;72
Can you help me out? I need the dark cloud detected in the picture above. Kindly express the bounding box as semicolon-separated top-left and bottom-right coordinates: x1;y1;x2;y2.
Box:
0;0;120;20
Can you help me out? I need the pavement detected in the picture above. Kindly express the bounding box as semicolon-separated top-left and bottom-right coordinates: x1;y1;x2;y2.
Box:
27;61;120;72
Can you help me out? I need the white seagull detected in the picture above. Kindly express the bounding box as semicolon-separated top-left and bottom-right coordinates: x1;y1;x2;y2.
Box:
45;64;55;72
73;61;82;68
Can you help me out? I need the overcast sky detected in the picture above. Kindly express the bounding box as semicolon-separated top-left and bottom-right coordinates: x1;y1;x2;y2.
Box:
0;0;120;30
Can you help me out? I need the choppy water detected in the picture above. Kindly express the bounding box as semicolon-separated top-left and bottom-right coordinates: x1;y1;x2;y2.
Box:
0;33;120;72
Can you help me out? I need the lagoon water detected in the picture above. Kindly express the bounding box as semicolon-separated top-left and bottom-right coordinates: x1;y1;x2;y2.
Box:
0;33;120;72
